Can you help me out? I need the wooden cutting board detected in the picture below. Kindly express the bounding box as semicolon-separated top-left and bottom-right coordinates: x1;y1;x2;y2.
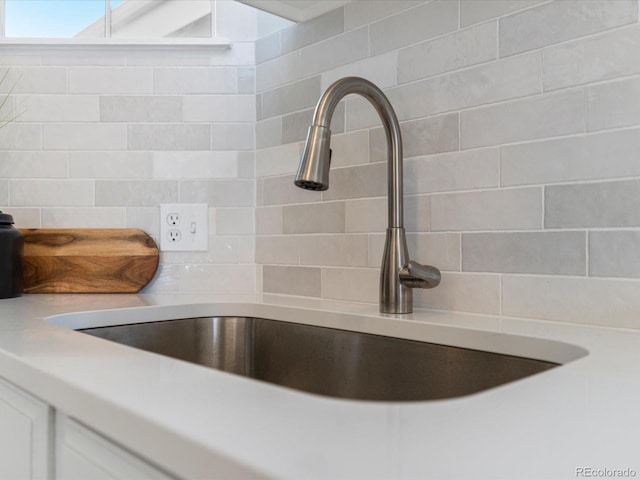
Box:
21;229;159;294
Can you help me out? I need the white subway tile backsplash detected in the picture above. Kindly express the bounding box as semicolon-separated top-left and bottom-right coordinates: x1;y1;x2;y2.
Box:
281;8;344;54
500;0;637;57
545;179;640;228
330;130;370;168
299;234;369;267
404;195;430;233
96;180;178;207
344;1;423;32
502;275;640;328
9;67;67;94
128;124;210;151
283;202;345;234
99;96;183;122
69;67;153;94
5;1;640;322
321;51;398;91
216;208;255;235
70;152;153;179
281;103;344;145
543;25;640;91
256;117;283;149
212;124;255;151
180;180;254;207
180;264;256;293
322;267;378;304
0;152;68;178
153;151;239;179
414;272;501;314
588;77;640;131
256;235;299;264
282;109;314;144
345;95;389;132
237;152;255;179
501;129;640;186
41;207;126;228
237;67;255;94
462;231;586;275
12;179;94;207
460;89;586;149
590;230;640;278
369;1;459;56
126;207;160;235
255;31;281;64
407;233;461;272
431;187;542;231
424;52;542;115
183;95;256;122
0;123;42;150
370;114;460;160
154;67;238;94
405;148;500;195
345;197;387;233
460;0;543;28
256;52;300;93
203;236;255;264
255;143;301;178
398;21;497;84
261;76;321;119
256;206;282;234
321;162;386;201
19;95;99;122
44;124;127;151
263;265;320;297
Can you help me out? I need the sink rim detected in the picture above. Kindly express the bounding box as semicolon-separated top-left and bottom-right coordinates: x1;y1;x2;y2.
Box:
47;302;589;367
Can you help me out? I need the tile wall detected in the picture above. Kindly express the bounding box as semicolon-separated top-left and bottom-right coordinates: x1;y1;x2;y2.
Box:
4;0;640;330
255;0;640;329
0;0;280;293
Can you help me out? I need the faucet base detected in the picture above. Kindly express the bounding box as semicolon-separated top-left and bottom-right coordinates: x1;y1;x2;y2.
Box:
380;227;413;314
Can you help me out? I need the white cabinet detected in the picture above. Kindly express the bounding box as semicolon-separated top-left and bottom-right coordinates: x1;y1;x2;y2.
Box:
0;377;177;480
0;377;53;480
56;414;176;480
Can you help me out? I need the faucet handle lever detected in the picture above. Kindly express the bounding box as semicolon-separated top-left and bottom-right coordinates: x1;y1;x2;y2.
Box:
399;261;441;289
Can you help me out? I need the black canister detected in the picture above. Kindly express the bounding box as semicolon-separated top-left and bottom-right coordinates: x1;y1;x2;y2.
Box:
0;211;23;299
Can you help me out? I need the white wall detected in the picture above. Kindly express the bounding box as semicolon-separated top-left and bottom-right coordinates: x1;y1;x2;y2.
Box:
255;0;640;330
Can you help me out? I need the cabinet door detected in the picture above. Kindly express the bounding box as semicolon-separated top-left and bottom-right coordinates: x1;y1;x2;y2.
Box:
0;376;53;480
56;414;176;480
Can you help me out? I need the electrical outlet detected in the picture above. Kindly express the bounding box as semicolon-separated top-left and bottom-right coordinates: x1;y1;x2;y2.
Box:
160;204;208;251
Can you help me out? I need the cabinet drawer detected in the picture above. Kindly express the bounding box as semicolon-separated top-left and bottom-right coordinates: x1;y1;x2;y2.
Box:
56;414;176;480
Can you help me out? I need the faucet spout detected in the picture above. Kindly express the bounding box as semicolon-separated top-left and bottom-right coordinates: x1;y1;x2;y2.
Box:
294;77;440;314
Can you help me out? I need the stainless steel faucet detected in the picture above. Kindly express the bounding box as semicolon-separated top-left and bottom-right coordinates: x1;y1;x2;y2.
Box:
294;77;440;314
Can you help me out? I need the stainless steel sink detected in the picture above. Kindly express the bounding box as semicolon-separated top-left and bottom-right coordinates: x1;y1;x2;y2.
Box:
79;316;560;402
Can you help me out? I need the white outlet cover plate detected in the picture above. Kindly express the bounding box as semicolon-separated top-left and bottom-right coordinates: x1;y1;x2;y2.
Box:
160;203;209;252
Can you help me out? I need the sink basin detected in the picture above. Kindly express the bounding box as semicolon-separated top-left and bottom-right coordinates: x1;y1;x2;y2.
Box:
80;316;560;402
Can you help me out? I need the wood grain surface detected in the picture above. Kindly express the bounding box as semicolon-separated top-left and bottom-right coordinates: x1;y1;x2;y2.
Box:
21;229;159;293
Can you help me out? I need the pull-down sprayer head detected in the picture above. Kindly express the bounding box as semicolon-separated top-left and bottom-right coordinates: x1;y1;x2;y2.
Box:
295;125;332;191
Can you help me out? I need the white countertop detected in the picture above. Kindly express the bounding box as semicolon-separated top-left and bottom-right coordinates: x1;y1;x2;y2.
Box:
1;292;639;480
